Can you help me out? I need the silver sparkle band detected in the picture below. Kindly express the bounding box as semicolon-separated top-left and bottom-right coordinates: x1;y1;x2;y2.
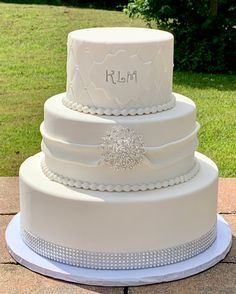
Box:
21;224;216;270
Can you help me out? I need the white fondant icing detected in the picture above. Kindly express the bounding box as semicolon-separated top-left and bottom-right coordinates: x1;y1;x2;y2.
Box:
40;121;199;168
43;93;196;147
20;152;218;255
18;28;220;272
41;93;198;188
66;28;173;113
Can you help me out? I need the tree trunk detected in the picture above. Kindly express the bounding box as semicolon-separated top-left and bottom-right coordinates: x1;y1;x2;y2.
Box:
210;0;218;17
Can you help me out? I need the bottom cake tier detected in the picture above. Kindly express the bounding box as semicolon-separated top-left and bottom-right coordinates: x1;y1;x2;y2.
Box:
19;152;218;270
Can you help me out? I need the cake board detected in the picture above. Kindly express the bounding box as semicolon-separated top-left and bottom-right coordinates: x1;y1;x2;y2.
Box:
6;213;231;287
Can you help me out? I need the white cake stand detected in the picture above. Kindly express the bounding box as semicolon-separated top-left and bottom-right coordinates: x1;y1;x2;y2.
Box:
6;213;231;287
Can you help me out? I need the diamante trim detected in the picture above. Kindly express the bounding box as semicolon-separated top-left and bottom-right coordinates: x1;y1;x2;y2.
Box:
21;224;216;270
62;95;175;116
41;160;200;192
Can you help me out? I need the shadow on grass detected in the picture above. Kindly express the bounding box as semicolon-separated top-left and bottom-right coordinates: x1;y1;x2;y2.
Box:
0;0;127;11
173;71;236;92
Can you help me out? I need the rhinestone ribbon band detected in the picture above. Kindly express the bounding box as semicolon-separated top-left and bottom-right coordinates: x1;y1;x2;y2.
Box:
21;224;216;270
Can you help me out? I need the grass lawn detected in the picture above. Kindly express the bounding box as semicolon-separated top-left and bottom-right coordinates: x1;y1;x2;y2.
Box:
0;3;235;177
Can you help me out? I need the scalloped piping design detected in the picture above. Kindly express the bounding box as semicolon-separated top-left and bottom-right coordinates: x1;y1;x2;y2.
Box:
41;160;200;192
62;95;176;116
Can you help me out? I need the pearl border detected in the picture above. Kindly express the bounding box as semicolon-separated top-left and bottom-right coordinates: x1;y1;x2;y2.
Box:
41;160;200;192
62;95;175;116
21;223;216;270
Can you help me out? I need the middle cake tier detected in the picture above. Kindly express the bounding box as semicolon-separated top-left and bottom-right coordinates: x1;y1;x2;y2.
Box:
41;92;199;192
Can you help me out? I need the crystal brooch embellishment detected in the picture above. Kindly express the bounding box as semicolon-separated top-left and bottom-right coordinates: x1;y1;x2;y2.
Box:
101;126;145;170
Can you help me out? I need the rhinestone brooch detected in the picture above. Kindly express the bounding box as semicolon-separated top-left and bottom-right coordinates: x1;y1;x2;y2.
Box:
101;126;145;170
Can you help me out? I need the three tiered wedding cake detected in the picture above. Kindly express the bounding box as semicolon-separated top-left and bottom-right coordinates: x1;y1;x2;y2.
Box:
19;27;218;270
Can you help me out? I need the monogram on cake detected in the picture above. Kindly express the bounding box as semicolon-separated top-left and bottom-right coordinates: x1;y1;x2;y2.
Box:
19;27;218;270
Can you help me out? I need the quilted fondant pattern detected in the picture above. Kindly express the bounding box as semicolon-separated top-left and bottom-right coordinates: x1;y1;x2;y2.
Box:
66;30;173;111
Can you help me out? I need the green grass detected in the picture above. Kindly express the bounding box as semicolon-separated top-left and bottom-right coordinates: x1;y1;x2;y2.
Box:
173;73;236;177
0;3;235;177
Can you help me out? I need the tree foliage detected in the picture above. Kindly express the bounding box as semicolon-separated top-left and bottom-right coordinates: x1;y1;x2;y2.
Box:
125;0;236;73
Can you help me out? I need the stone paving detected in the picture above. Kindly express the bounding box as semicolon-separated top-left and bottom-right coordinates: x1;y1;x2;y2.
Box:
0;177;235;294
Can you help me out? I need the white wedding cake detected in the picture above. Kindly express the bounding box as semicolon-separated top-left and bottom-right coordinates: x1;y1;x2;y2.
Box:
19;27;218;270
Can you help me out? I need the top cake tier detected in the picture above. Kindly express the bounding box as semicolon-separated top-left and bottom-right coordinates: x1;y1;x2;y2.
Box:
64;27;174;116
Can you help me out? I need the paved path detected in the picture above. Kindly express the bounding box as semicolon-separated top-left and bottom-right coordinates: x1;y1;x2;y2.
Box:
0;177;235;293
